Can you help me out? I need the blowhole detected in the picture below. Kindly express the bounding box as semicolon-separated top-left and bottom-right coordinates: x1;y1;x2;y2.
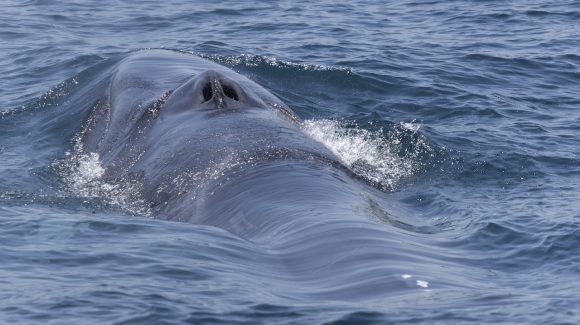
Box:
222;85;239;101
202;83;213;102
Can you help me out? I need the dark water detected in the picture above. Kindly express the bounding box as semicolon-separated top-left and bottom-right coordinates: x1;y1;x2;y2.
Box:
2;0;580;323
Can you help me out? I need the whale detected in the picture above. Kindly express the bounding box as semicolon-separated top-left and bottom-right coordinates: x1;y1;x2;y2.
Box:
77;49;401;241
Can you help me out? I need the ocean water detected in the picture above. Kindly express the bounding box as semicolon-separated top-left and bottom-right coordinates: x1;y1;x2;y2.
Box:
1;0;580;324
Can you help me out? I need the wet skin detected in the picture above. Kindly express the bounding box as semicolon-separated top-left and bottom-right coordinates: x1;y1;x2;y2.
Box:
81;50;394;243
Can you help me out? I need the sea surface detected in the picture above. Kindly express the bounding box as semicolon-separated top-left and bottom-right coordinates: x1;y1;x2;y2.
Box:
1;0;580;324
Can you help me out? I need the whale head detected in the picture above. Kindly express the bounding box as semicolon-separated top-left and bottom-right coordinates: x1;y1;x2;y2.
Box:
82;52;342;221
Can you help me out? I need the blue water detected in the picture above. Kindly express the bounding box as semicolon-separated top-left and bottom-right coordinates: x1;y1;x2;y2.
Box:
2;0;580;323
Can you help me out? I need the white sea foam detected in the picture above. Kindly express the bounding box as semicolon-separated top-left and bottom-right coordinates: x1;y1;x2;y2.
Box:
61;146;150;215
67;152;105;196
302;119;428;190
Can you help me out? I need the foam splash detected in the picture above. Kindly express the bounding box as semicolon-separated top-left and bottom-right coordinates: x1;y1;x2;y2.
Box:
67;152;105;195
302;119;429;190
59;147;150;216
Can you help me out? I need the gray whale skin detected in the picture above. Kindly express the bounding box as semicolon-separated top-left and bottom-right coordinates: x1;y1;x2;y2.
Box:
81;50;396;243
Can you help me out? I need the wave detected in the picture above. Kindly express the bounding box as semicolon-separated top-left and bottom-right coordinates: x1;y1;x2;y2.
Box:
201;52;353;73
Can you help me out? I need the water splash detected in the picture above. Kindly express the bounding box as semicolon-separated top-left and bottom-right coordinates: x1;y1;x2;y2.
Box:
302;119;431;191
57;133;151;216
66;152;106;196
